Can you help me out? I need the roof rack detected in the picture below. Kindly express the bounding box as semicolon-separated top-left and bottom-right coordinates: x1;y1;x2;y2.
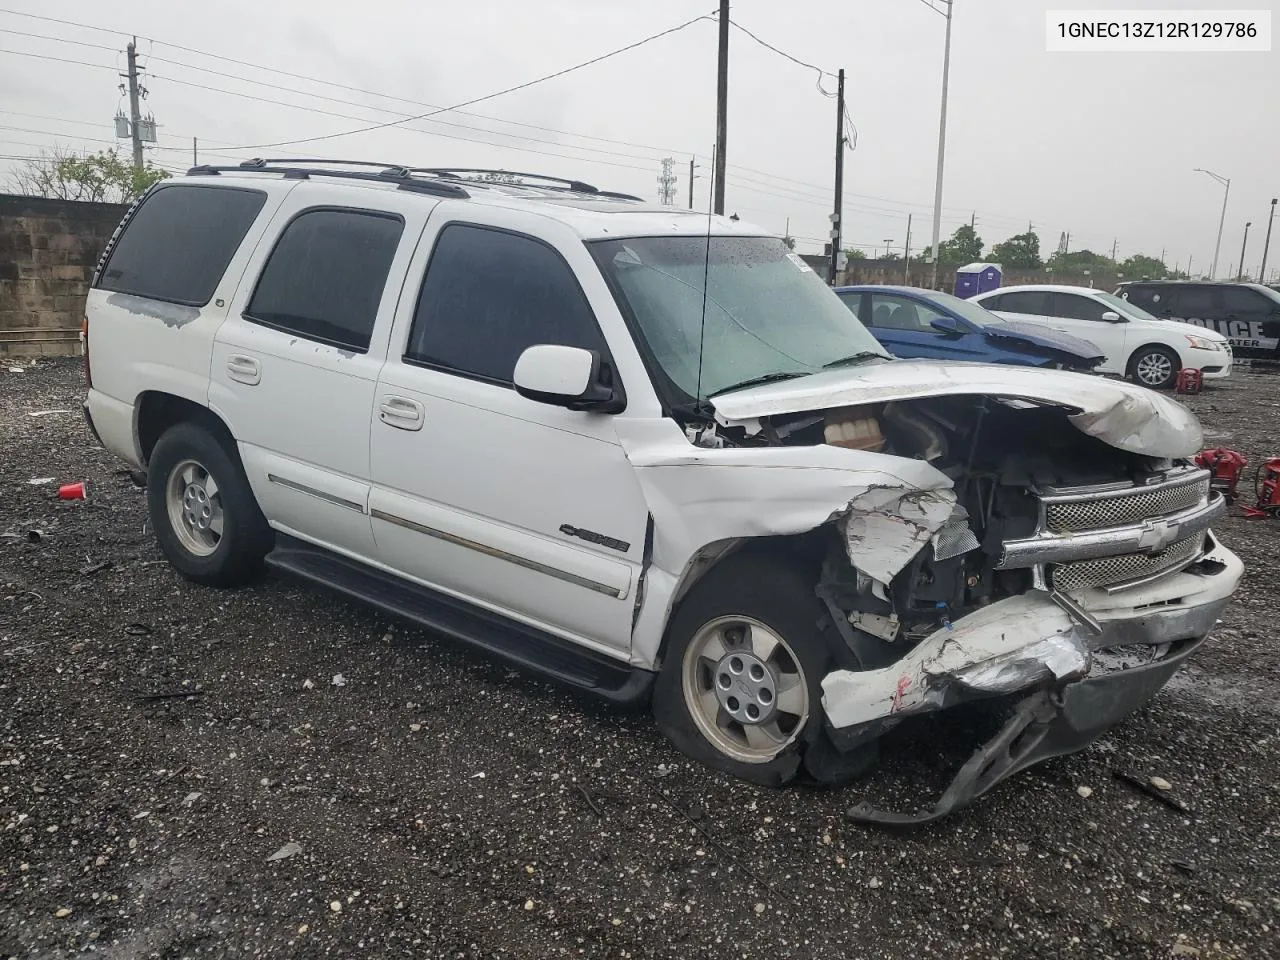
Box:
185;158;469;198
413;167;642;201
183;158;644;203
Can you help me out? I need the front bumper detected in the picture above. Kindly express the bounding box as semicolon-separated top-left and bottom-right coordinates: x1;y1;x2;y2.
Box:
1191;344;1232;379
825;531;1242;824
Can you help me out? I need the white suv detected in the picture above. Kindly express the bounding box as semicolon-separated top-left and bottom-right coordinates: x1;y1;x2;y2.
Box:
83;161;1242;822
972;284;1232;389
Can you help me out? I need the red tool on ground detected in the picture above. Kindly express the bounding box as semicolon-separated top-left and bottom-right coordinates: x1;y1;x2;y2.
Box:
1176;368;1203;394
1194;448;1248;502
1242;458;1280;519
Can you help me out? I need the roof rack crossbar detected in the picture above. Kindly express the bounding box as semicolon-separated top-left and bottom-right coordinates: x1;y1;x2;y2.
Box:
412;168;600;195
185;163;468;199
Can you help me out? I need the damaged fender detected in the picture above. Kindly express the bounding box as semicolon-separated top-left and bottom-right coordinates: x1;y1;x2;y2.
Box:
614;419;954;668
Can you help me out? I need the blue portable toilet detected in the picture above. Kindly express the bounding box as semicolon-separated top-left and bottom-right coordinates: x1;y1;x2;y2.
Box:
954;262;1002;299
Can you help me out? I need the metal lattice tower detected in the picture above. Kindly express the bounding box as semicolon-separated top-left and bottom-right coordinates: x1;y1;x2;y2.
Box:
657;157;678;206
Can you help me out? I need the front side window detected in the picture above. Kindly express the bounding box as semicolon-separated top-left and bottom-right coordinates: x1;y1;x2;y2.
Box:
1096;290;1160;321
590;236;887;401
1053;293;1110;322
98;185;266;305
245;208;404;352
406;224;607;384
868;295;948;333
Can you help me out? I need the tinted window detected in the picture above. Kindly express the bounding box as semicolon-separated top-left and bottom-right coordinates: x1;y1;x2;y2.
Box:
98;185;265;305
1173;286;1215;315
246;208;404;352
980;294;1003;310
1120;285;1165;310
1053;293;1110;322
407;224;605;384
1219;287;1271;313
996;291;1052;315
836;292;863;319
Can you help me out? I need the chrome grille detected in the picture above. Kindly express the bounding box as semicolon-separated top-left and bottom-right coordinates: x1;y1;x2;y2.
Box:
1045;476;1209;533
1049;535;1202;593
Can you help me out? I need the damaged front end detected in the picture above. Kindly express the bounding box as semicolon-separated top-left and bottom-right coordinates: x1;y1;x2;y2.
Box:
659;365;1243;823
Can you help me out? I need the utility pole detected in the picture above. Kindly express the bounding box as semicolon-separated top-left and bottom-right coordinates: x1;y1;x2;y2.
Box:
883;239;894;259
1111;238;1118;262
124;37;144;170
1194;168;1230;278
970;211;975;229
1187;254;1193;278
1258;199;1277;282
713;0;729;216
1237;222;1252;281
904;213;913;284
828;68;846;285
688;157;697;209
193;137;198;167
928;0;954;289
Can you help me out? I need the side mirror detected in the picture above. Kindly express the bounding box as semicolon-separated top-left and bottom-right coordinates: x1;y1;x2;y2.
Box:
929;315;966;336
1100;311;1123;323
513;344;622;413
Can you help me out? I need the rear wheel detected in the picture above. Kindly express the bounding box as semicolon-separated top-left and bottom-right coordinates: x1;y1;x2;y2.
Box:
147;422;271;586
1129;345;1179;389
653;555;871;787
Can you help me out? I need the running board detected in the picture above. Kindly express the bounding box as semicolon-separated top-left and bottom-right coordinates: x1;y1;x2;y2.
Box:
265;535;654;705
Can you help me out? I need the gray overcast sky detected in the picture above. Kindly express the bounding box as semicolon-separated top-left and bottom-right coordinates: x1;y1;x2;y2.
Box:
1;0;1276;276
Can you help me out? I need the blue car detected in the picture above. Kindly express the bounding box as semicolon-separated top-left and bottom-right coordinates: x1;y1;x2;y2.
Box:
834;285;1106;371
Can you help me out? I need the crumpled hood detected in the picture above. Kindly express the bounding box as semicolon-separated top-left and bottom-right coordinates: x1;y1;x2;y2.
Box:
711;360;1203;458
983;320;1106;363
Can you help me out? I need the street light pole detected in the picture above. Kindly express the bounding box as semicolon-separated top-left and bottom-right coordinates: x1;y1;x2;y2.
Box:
1259;198;1277;282
1237;222;1252;281
928;0;954;290
1194;168;1230;278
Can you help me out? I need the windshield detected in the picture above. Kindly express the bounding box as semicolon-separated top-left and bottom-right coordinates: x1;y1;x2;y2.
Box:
1097;290;1160;321
590;236;887;400
919;289;1007;327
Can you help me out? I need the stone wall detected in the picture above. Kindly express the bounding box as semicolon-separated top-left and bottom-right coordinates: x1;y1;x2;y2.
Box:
0;194;127;358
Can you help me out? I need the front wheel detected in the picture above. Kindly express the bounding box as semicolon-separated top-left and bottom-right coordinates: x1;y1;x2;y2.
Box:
653;555;869;787
1129;345;1180;389
147;422;272;587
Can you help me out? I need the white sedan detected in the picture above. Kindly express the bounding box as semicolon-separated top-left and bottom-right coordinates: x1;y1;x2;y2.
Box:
972;284;1232;390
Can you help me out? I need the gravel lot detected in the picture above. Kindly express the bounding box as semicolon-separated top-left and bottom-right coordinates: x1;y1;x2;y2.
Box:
2;359;1277;960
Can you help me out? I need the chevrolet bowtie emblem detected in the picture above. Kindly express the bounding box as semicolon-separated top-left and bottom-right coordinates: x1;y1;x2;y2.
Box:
1136;517;1176;552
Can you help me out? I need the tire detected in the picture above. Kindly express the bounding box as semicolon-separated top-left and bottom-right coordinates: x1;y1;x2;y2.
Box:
652;554;869;788
1129;345;1180;390
146;421;272;587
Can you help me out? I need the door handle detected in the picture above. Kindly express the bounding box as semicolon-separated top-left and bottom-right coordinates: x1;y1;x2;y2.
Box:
226;354;261;386
379;395;425;431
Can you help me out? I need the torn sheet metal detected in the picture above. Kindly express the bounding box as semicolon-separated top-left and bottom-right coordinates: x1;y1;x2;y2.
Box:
614;418;954;667
708;360;1202;458
821;593;1088;729
841;488;958;585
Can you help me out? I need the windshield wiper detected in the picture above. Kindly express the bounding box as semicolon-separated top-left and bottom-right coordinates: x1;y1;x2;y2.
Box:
822;351;888;369
708;370;808;398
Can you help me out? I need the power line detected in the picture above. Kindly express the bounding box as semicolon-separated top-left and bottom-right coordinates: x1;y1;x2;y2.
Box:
221;13;717;151
0;47;114;70
0;27;117;52
727;19;837;89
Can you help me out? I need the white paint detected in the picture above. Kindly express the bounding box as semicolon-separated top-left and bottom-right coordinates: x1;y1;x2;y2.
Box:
513;344;595;398
709;357;1203;458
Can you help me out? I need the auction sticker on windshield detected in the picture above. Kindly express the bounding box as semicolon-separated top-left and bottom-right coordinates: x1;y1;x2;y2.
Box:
1046;10;1271;51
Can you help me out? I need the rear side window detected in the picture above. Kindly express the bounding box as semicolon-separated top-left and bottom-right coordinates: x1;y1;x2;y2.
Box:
405;223;606;384
1121;285;1164;310
1219;287;1271;313
997;291;1052;315
245;208;404;353
980;294;1003;310
97;185;266;306
1173;286;1215;314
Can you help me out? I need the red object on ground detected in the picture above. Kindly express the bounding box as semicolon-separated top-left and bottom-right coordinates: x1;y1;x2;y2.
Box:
1194;448;1248;502
1242;457;1280;518
1176;368;1203;394
57;481;88;501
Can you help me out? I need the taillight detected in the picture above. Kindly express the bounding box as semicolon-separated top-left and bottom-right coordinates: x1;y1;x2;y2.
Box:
81;315;91;388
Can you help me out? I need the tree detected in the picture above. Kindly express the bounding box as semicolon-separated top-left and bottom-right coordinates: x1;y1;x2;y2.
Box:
1045;249;1115;274
7;147;169;203
1117;253;1168;280
844;248;868;260
988;231;1042;269
921;224;983;264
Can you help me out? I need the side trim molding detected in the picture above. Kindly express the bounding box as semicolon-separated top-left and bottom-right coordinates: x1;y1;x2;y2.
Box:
267;473;366;514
